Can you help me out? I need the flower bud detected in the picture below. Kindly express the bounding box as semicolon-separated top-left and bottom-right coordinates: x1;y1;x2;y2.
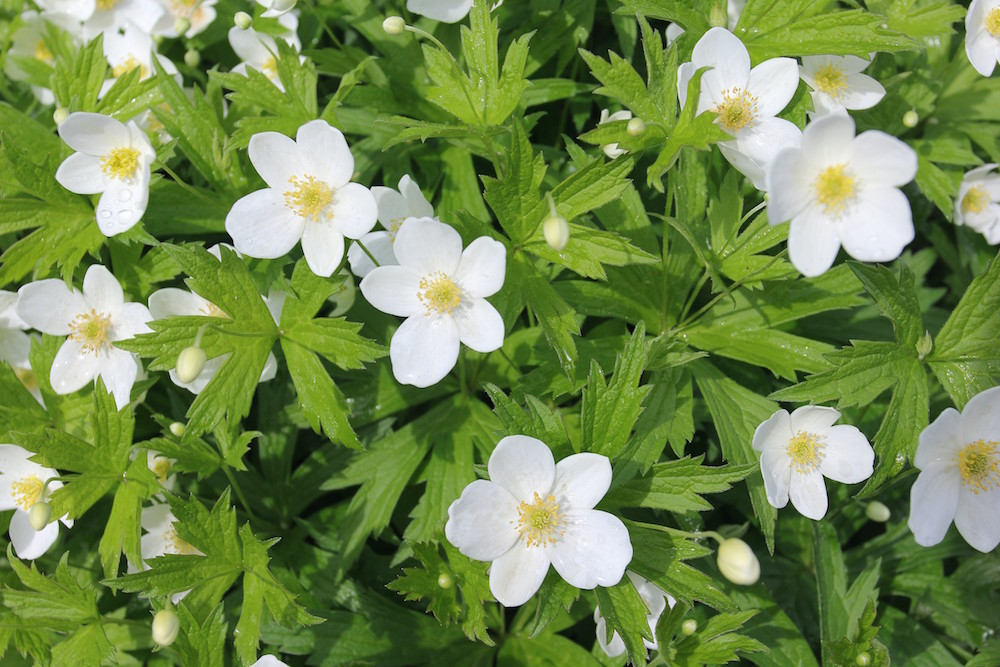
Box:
175;346;207;383
902;110;919;128
174;17;191;36
626;117;645;136
169;421;186;437
53;107;69;125
865;501;891;523
437;572;453;589
709;3;727;27
383;16;406;35
28;501;51;531
152;609;180;647
916;331;932;360
234;11;252;30
856;652;871;667
183;48;200;68
716;537;760;585
681;619;698;635
543;215;570;251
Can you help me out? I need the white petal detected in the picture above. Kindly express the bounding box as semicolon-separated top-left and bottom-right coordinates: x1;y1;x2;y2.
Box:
838;187;914;262
908;465;961;546
488;542;550;606
372;187;408;230
719;142;767;190
759;449;792;509
301;222;345;277
114;303;153;341
595;614;626;657
83;264;124;316
0;329;31;368
170;355;226;394
329;182;377;239
752;409;792;454
915;408;964;469
838;73;886;110
766;148;811;223
454;237;507;298
50;339;99;394
444;479;520;561
677;61;695;110
958;385;1000;444
16;280;83;335
95;171;149;236
226;189;305;259
10;510;60;560
406;0;474;23
359;266;422;317
488;435;556;503
141;503;174;532
747;57;799;117
954;488;1000;552
56;153;107;195
851;131;918;188
549;509;632;589
692;27;750;94
551;453;612;511
788;469;829;520
388;315;460;387
58;112;130;155
394;217;463;276
966;32;999;77
819;425;874;484
453;299;504;353
297;120;354;188
248;131;302;190
99;348;138;409
801;113;855;166
789;405;841;433
259;352;277;383
732;116;802;176
398;174;435;218
788;206;842;277
148;288;211;319
347;232;396;279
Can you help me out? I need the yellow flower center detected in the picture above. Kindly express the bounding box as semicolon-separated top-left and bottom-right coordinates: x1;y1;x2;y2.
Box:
988;8;1000;38
515;492;565;548
200;302;229;318
14;366;38;393
69;309;113;354
101;146;141;181
284;174;333;220
714;87;759;133
11;474;44;511
957;440;1000;494
34;40;54;64
97;0;120;9
163;526;198;555
262;56;278;80
813;63;848;98
814;164;857;217
787;430;825;473
961;185;989;215
111;55;150;79
417;272;462;315
151;456;172;485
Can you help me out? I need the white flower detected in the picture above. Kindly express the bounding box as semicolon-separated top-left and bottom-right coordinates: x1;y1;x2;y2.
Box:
5;12;59;106
255;0;295;18
146;450;176;492
0;290;32;377
800;55;886;117
766;113;918;277
597;109;633;159
677;27;801;190
227;13;301;92
954;163;1000;244
35;0;95;23
0;444;71;560
250;657;289;667
908;386;1000;552
54;111;156;236
595;572;673;657
101;22;179;95
81;0;165;40
752;405;874;520
347;174;435;278
406;0;474;23
359;217;505;387
226;120;377;277
15;264;152;409
132;503;203;602
152;0;218;38
445;435;633;607
966;0;1000;77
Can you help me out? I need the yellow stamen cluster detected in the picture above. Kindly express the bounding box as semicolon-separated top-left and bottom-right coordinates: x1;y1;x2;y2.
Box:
714;87;759;133
787;430;826;473
14;366;38;393
961;185;989;215
515;492;565;548
34;40;54;64
261;57;279;80
417;272;462;315
69;309;113;354
11;475;43;511
201;302;229;318
813;63;848;98
988;8;1000;38
814;164;857;217
284;174;333;220
101;146;141;181
957;440;1000;494
111;56;150;79
151;456;172;485
97;0;120;8
164;526;199;555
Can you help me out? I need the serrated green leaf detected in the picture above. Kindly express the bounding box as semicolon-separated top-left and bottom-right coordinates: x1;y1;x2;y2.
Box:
605;457;756;513
848;262;923;346
595;576;653;666
581;322;648;459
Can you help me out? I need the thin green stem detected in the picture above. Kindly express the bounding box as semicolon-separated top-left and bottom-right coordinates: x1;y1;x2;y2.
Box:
157;162;211;202
223;466;259;523
353;239;381;267
301;0;343;47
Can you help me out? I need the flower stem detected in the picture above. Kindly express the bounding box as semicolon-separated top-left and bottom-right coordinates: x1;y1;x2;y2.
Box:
353;239;381;267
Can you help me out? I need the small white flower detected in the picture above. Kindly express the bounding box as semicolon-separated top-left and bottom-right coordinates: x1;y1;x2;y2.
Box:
445;435;633;607
766;113;918;277
15;264;152;409
146;450;176;492
132;503;203;602
35;0;96;23
359;217;505;387
101;22;179;95
0;290;33;378
595;572;674;657
81;0;165;40
152;0;218;38
54;111;156;236
347;174;435;278
800;55;886;117
908;386;1000;552
597;109;633;160
752;405;874;520
677;27;801;190
227;13;301;91
954;163;1000;244
5;12;59;106
0;444;72;560
406;0;474;23
966;0;1000;76
226;120;377;277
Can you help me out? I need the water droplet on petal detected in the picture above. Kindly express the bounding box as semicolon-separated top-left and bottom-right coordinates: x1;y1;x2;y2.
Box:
118;210;132;222
118;189;132;202
99;210;112;219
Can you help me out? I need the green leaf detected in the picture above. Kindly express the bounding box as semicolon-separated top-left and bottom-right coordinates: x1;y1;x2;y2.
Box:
519;255;579;376
98;454;159;579
848;262;923;346
173;603;227;667
614;0;712;34
671;610;766;667
283;343;361;449
768;341;904;407
482;119;544;242
595;576;653;666
50;34;106;112
3;550;99;629
604;456;756;513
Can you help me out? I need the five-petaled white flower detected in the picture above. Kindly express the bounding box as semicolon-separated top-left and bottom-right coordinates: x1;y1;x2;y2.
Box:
800;55;886;117
347;174;436;278
226;120;377;277
15;264;152;410
445;435;633;607
0;444;72;560
359;217;505;387
766;113;918;277
677;27;801;190
131;503;203;602
966;0;1000;77
227;13;301;91
752;405;874;520
908;386;1000;552
595;572;673;658
55;111;156;237
954;163;1000;244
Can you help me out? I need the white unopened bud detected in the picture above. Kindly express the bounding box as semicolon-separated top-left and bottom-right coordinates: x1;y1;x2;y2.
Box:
383;16;406;35
902;110;919;128
152;609;180;647
169;421;186;437
174;17;191;36
716;537;760;585
681;619;698;635
183;48;200;68
543;214;570;251
28;501;51;531
234;11;252;30
53;107;69;125
626;117;645;136
865;501;891;523
175;346;207;383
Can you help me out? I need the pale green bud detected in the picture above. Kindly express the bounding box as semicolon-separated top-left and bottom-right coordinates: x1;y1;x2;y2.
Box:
53;107;69;125
543;214;570;251
234;11;252;30
681;619;698;635
916;331;932;359
902;110;919;128
717;537;760;585
152;609;180;647
383;16;406;35
856;652;871;667
174;17;191;36
626;117;646;136
175;346;207;383
865;501;891;523
29;501;51;531
437;572;453;589
169;421;186;437
183;48;200;68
